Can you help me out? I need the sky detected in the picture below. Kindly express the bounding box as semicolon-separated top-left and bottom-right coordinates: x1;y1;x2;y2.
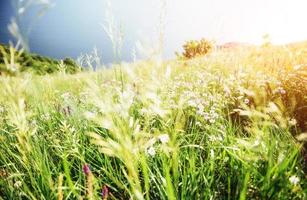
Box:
0;0;306;63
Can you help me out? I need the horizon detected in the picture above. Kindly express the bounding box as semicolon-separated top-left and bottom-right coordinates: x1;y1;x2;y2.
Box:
0;0;306;63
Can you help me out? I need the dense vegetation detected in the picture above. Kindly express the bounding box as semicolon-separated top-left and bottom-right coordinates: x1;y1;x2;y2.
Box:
0;43;306;199
0;44;80;76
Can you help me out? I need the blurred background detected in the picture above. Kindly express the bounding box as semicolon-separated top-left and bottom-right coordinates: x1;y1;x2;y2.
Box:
0;0;306;63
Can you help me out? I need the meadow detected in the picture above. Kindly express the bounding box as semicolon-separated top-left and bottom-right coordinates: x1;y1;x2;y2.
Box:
0;43;306;199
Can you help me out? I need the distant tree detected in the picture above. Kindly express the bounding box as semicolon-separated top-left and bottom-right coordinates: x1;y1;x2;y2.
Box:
0;44;81;76
177;38;213;59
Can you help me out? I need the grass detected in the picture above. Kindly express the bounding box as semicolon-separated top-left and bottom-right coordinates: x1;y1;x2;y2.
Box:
0;44;306;199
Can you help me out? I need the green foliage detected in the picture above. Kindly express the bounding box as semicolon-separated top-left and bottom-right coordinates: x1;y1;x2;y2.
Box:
177;38;213;59
63;57;80;74
0;44;81;76
0;44;306;199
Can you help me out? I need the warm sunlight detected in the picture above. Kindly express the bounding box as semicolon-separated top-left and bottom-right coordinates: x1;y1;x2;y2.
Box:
0;1;306;199
167;0;307;45
1;0;306;60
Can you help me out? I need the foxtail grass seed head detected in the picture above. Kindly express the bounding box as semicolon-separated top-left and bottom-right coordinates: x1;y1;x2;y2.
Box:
101;185;109;200
83;164;91;176
83;164;94;199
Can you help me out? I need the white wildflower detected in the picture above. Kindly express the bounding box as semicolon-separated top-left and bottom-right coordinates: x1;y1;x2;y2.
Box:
42;113;50;120
187;100;197;107
195;121;202;126
211;112;219;119
203;112;210;120
224;85;231;96
278;153;285;164
0;106;4;113
289;118;297;126
280;89;286;95
210;149;215;158
277;87;286;95
158;134;170;144
14;181;22;188
244;98;250;105
197;104;204;111
31;120;37;127
196;110;204;116
165;65;171;78
147;146;156;156
84;111;96;120
253;139;260;146
209;118;216;124
289;175;300;185
61;92;70;100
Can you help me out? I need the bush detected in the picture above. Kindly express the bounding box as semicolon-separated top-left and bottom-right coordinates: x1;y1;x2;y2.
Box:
177;38;213;59
63;57;80;73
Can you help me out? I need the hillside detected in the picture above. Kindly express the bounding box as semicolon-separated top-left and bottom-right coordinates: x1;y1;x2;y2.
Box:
0;43;306;199
0;44;80;75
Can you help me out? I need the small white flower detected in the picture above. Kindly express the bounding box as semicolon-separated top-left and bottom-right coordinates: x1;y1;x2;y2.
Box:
253;139;260;146
84;111;96;120
210;149;215;158
187;100;197;107
0;106;4;113
277;87;286;95
196;110;204;116
203;112;210;120
224;86;231;96
278;154;285;164
42;113;50;120
280;89;286;95
61;92;70;100
209;118;216;124
289;175;300;185
158;134;170;144
14;181;22;188
197;104;204;111
289;118;297;126
195;121;202;126
244;98;250;105
31;120;37;126
211;112;219;119
147;146;156;156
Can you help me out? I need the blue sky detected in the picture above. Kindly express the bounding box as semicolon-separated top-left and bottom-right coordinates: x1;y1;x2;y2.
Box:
0;0;306;63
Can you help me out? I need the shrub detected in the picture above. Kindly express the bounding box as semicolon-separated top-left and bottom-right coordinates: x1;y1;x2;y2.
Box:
177;38;213;59
63;57;80;73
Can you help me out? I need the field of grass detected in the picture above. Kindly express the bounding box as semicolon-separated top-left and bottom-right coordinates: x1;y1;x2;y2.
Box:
0;44;306;199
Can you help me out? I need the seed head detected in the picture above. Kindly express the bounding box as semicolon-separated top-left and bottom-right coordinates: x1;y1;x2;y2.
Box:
83;164;91;176
101;185;109;200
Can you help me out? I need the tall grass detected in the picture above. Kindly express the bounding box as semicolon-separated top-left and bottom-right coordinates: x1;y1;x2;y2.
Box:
0;45;306;199
9;0;54;51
